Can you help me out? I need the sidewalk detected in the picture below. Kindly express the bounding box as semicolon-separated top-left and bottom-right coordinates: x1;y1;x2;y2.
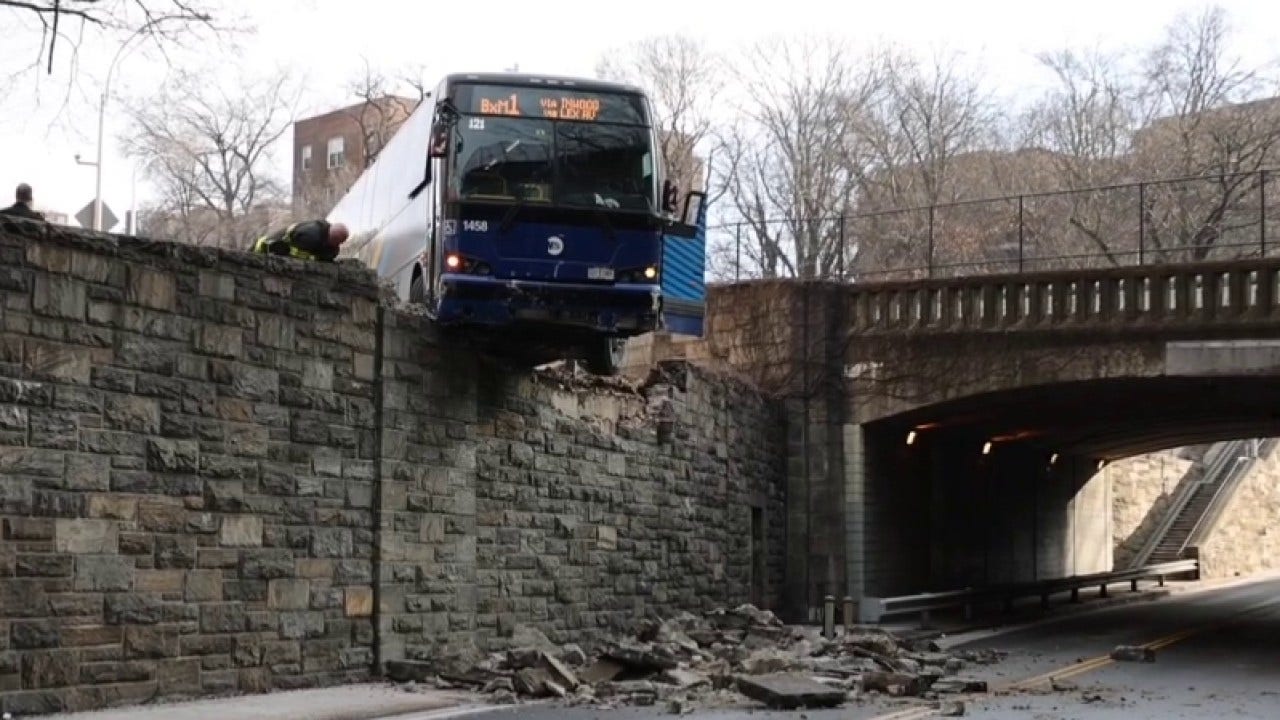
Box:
33;685;492;720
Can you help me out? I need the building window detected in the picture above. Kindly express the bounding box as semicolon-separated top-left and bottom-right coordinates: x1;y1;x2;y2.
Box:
301;145;312;171
327;137;345;169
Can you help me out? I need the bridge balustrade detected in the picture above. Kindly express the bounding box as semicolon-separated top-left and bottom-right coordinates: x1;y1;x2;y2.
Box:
849;261;1280;334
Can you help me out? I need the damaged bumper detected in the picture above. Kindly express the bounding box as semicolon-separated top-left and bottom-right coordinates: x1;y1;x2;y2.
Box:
436;275;661;334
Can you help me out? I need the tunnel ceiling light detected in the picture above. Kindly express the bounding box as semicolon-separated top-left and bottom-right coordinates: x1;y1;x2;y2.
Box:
906;430;917;446
1097;459;1107;470
1050;452;1059;465
982;441;992;455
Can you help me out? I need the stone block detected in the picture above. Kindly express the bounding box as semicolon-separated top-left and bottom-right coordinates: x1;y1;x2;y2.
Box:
197;325;243;359
125;625;180;659
597;525;618;551
55;518;117;554
158;657;201;694
155;536;197;569
60;625;121;647
200;603;247;634
119;533;154;556
103;395;161;433
185;570;223;602
11;620;59;649
295;559;334;579
257;316;296;349
220;515;263;547
104;594;164;625
16;554;72;577
4;517;52;540
88;494;137;521
74;555;133;592
65;454;110;491
354;353;375;381
199;271;236;300
268;579;311;610
311;528;352;558
138;501;185;532
279;611;325;639
345;586;374;618
146;438;200;473
135;569;184;594
126;265;176;310
25;341;92;385
22;649;78;688
33;276;86;319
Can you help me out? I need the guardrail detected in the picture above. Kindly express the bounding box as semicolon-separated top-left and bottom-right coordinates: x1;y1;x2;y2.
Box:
858;559;1200;624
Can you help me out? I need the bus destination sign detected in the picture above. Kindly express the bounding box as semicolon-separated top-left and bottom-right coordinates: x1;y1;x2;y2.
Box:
459;84;646;124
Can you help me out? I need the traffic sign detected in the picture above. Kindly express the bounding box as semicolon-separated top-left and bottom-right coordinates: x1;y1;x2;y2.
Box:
75;200;118;232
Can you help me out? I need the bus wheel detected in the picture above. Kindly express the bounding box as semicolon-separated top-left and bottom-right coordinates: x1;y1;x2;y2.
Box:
585;337;626;376
409;271;425;304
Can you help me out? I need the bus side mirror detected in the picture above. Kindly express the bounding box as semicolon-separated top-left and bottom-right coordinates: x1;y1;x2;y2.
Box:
429;121;449;158
682;190;706;227
662;180;679;213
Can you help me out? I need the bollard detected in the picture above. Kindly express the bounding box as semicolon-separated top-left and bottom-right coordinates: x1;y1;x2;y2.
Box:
823;595;835;639
842;596;854;634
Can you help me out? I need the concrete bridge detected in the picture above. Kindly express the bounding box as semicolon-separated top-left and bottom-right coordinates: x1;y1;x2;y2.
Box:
667;256;1280;620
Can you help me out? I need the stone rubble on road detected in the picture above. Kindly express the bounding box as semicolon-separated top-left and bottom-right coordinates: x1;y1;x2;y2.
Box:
388;604;1021;712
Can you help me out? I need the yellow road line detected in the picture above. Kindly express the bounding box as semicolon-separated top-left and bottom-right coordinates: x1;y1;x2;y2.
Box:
867;595;1280;720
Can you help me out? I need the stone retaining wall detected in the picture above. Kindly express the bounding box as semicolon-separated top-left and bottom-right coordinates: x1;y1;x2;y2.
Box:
0;221;786;714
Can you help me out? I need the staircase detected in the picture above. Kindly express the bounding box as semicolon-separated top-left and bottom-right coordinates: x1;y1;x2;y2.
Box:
1129;439;1275;569
1147;481;1220;563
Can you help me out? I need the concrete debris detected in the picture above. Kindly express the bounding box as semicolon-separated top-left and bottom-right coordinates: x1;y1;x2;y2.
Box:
939;699;967;716
736;673;847;709
1110;645;1155;662
404;603;1011;713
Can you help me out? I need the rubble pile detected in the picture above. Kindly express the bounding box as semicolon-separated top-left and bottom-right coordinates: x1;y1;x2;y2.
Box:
401;605;1008;712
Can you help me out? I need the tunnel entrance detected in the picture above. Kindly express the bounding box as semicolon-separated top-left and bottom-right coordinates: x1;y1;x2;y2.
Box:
853;375;1280;603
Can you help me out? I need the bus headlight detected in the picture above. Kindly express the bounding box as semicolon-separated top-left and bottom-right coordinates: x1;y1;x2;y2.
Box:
643;266;657;280
445;254;462;270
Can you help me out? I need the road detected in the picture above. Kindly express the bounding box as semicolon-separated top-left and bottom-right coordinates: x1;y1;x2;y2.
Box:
420;575;1280;720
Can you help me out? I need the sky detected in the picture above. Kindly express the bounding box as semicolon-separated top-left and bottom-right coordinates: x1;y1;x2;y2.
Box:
2;0;1278;229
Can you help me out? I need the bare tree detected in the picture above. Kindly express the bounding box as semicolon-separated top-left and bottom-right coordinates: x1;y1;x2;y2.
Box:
717;36;880;280
849;48;1003;278
1020;6;1280;266
2;0;224;78
597;34;722;201
122;67;299;248
1132;5;1280;261
343;57;427;169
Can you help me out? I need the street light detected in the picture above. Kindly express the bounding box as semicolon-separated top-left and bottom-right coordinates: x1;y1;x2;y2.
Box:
76;25;152;231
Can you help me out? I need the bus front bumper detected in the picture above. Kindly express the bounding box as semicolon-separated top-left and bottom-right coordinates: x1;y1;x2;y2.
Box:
435;275;661;334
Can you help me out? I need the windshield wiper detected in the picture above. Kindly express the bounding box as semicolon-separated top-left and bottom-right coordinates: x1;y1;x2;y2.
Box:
498;194;526;235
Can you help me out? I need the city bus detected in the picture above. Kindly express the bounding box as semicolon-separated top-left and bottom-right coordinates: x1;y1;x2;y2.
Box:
327;72;707;374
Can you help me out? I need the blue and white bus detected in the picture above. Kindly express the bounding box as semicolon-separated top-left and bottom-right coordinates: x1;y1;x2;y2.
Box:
328;72;707;374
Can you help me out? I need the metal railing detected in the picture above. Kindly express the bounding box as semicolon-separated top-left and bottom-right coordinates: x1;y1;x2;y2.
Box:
713;167;1279;283
1127;441;1246;569
1184;438;1278;551
859;559;1200;624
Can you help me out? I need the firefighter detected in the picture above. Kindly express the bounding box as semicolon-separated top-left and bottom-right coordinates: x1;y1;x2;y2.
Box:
251;219;349;261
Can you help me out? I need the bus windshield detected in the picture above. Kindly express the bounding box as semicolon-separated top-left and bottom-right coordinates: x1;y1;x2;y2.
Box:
450;90;656;212
453;117;555;203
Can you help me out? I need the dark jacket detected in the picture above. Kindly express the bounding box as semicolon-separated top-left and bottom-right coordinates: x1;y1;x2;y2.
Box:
0;202;45;221
251;220;338;261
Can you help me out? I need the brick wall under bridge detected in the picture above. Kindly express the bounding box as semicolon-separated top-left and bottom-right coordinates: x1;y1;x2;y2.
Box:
0;221;786;715
648;259;1280;620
